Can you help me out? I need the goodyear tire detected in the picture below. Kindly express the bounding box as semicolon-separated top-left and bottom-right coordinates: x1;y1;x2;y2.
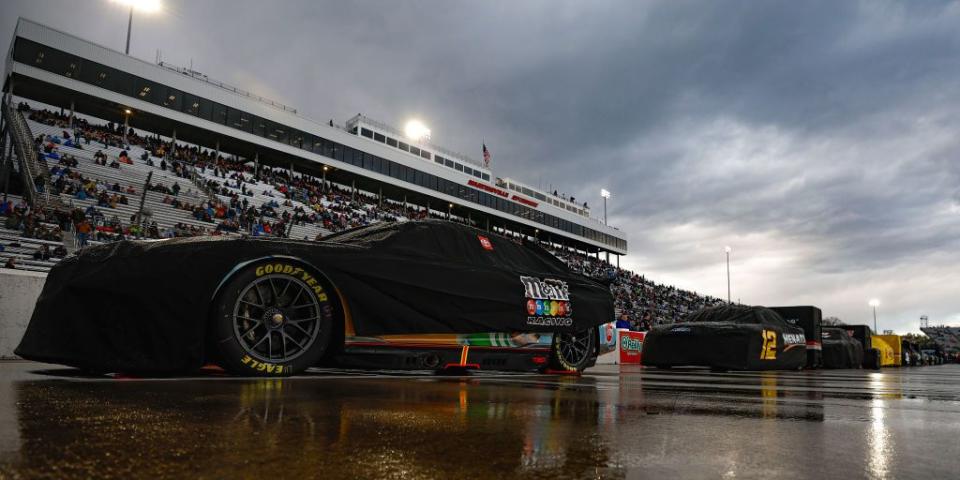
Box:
549;328;596;372
211;260;335;376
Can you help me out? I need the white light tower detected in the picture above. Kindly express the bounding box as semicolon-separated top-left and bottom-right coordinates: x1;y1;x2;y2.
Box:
724;246;732;303
112;0;162;55
600;189;610;225
869;299;880;332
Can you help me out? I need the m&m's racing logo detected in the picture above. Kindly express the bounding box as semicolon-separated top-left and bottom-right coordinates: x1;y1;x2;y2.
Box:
520;276;573;327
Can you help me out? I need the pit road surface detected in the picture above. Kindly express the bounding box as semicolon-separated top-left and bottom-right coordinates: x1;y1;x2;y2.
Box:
0;361;958;479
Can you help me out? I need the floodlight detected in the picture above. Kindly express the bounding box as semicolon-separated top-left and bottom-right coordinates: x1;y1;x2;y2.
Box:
600;189;611;199
404;120;431;142
869;299;880;307
114;0;161;12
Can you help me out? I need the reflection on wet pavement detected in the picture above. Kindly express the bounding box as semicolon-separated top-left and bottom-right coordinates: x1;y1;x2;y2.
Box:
0;362;958;479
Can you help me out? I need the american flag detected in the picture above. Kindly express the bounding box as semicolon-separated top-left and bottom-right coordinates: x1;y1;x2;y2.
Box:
482;143;491;168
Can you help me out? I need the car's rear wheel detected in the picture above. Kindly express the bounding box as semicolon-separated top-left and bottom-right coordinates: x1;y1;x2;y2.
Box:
211;260;335;376
549;328;596;372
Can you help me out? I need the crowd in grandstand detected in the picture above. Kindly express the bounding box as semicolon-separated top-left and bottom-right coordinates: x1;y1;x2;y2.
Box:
549;248;726;329
3;102;726;328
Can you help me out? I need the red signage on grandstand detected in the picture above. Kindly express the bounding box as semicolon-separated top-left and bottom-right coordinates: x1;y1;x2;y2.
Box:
511;195;538;208
467;179;509;198
466;179;539;209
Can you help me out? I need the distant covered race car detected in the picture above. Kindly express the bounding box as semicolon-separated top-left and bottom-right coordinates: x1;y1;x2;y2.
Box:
641;305;807;370
821;327;863;369
16;220;615;376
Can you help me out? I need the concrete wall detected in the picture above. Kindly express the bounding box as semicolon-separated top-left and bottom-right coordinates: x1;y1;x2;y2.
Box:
0;269;46;358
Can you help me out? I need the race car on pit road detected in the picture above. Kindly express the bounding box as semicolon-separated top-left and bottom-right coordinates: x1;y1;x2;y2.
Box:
16;220;616;376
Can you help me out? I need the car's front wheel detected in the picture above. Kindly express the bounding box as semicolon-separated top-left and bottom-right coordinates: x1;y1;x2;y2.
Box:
211;260;335;376
548;328;596;372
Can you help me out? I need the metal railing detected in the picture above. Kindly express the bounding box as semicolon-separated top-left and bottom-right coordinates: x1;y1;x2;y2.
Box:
1;101;52;207
157;62;298;115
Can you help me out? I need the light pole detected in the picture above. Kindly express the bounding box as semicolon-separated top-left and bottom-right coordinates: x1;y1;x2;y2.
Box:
448;203;453;220
113;0;161;55
869;299;880;332
600;189;610;225
724;246;732;303
122;109;131;144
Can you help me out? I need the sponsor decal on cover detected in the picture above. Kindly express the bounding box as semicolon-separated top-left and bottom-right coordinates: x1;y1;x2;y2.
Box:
478;235;494;251
520;276;573;327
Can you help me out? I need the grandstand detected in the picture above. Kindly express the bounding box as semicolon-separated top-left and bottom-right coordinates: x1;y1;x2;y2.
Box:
921;327;960;356
1;17;723;328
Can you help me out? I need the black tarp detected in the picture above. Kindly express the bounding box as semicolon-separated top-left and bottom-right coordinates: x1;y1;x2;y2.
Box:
15;220;614;373
641;305;807;370
821;327;863;369
769;306;822;368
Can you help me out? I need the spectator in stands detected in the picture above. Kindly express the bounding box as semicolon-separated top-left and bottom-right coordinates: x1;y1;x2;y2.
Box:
4;213;21;230
3;257;16;270
76;220;92;248
52;245;67;258
32;245;51;261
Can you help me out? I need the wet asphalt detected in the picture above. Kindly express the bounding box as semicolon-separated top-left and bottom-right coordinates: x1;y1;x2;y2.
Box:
0;362;958;479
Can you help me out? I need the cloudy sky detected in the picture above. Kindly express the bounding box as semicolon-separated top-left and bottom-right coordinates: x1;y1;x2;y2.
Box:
2;1;958;332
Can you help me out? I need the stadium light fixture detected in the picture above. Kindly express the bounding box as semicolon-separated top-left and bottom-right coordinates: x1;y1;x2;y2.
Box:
404;120;431;142
124;109;132;115
112;0;162;55
600;189;611;199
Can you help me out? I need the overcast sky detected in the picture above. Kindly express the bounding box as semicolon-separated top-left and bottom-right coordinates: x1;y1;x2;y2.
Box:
2;0;958;332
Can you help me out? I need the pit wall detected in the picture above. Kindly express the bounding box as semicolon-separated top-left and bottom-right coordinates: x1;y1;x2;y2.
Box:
0;269;46;358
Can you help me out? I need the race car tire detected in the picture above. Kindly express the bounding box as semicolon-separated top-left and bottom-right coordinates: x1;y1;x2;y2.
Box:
549;328;596;372
211;260;335;377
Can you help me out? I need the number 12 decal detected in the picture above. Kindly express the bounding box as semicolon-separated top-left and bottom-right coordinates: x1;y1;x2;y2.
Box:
760;330;777;360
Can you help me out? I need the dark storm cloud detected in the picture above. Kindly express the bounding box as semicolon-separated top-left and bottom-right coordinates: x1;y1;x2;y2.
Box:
1;0;958;330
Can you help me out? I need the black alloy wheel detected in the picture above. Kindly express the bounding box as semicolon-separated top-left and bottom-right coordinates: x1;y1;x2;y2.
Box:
233;274;321;364
549;328;596;372
212;261;335;376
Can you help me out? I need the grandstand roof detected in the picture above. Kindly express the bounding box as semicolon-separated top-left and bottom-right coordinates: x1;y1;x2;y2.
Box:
3;18;627;255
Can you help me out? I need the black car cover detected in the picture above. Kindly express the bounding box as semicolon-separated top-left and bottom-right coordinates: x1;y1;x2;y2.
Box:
821;327;863;369
641;305;807;370
769;306;822;368
15;220;614;373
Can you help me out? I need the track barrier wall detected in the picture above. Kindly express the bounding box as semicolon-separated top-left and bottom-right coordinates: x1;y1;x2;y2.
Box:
0;269;46;358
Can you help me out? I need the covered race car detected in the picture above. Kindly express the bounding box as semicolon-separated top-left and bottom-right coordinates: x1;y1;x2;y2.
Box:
821;327;863;369
641;305;807;370
15;220;615;376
